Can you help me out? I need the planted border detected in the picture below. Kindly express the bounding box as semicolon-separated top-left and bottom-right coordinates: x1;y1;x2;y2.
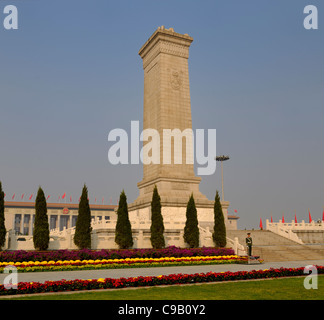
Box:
1;266;323;296
0;246;234;263
0;255;247;273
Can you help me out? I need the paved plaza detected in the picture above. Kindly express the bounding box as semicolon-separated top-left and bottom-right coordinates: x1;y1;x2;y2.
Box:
1;260;323;284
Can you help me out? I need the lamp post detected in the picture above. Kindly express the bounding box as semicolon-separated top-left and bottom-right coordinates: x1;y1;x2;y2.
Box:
215;155;230;201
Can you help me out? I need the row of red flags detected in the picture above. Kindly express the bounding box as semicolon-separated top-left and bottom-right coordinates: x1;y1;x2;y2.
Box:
260;209;324;229
3;193;115;205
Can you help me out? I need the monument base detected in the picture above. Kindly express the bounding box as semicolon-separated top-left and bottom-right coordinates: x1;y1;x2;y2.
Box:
128;196;230;231
128;176;216;211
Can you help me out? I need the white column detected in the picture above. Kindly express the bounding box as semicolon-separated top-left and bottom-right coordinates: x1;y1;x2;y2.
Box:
21;214;25;234
28;214;32;235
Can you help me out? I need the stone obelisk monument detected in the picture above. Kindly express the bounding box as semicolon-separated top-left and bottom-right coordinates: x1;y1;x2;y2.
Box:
129;26;229;226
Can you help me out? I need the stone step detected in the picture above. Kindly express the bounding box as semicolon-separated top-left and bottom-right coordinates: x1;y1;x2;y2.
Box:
227;230;299;245
251;245;324;262
227;230;324;262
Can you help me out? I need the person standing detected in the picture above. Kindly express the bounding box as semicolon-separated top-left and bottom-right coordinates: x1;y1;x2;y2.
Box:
246;233;253;256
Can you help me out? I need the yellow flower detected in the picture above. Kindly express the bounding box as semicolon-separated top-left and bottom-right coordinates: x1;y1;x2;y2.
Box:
97;278;105;283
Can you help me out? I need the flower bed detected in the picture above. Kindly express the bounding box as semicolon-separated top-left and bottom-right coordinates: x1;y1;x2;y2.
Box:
0;246;234;263
1;266;323;296
0;255;247;273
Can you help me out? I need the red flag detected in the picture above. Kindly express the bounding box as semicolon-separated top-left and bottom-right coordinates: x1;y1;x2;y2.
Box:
260;218;263;230
95;197;97;203
295;213;297;224
29;194;33;200
21;193;24;200
62;192;66;199
234;209;238;213
282;215;285;223
70;196;72;202
47;195;50;200
102;197;104;204
322;208;324;222
309;209;312;223
12;193;15;200
271;216;273;223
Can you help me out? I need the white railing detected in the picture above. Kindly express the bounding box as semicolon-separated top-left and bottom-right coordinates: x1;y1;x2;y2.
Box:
267;219;324;231
198;226;213;248
7;218;246;254
226;236;247;256
266;219;307;244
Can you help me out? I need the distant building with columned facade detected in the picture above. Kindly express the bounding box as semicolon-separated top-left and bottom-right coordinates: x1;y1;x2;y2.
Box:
4;201;117;236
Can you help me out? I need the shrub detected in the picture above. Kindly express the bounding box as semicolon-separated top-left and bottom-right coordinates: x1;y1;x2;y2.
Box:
212;190;226;247
183;194;199;248
0;182;6;250
74;185;92;249
150;186;165;249
33;187;50;250
115;190;133;249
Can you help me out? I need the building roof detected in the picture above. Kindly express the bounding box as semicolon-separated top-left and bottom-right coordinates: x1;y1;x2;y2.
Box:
4;201;117;211
228;215;239;220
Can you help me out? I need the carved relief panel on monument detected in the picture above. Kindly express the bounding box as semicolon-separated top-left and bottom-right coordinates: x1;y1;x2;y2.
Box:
169;69;183;90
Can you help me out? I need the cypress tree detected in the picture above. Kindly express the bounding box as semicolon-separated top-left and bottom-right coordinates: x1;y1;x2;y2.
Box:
74;184;92;249
150;185;165;249
115;190;133;249
212;190;227;247
0;182;6;250
33;187;50;250
183;194;200;248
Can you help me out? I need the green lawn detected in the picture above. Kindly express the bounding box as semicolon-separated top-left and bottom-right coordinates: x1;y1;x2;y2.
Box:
3;276;324;300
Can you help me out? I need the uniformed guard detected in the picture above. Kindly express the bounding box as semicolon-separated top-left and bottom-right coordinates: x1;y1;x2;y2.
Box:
246;233;252;256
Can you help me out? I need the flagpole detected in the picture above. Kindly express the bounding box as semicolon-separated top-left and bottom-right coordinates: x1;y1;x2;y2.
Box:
215;155;230;202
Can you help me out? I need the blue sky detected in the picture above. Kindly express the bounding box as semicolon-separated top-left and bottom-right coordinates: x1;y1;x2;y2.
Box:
0;0;323;229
